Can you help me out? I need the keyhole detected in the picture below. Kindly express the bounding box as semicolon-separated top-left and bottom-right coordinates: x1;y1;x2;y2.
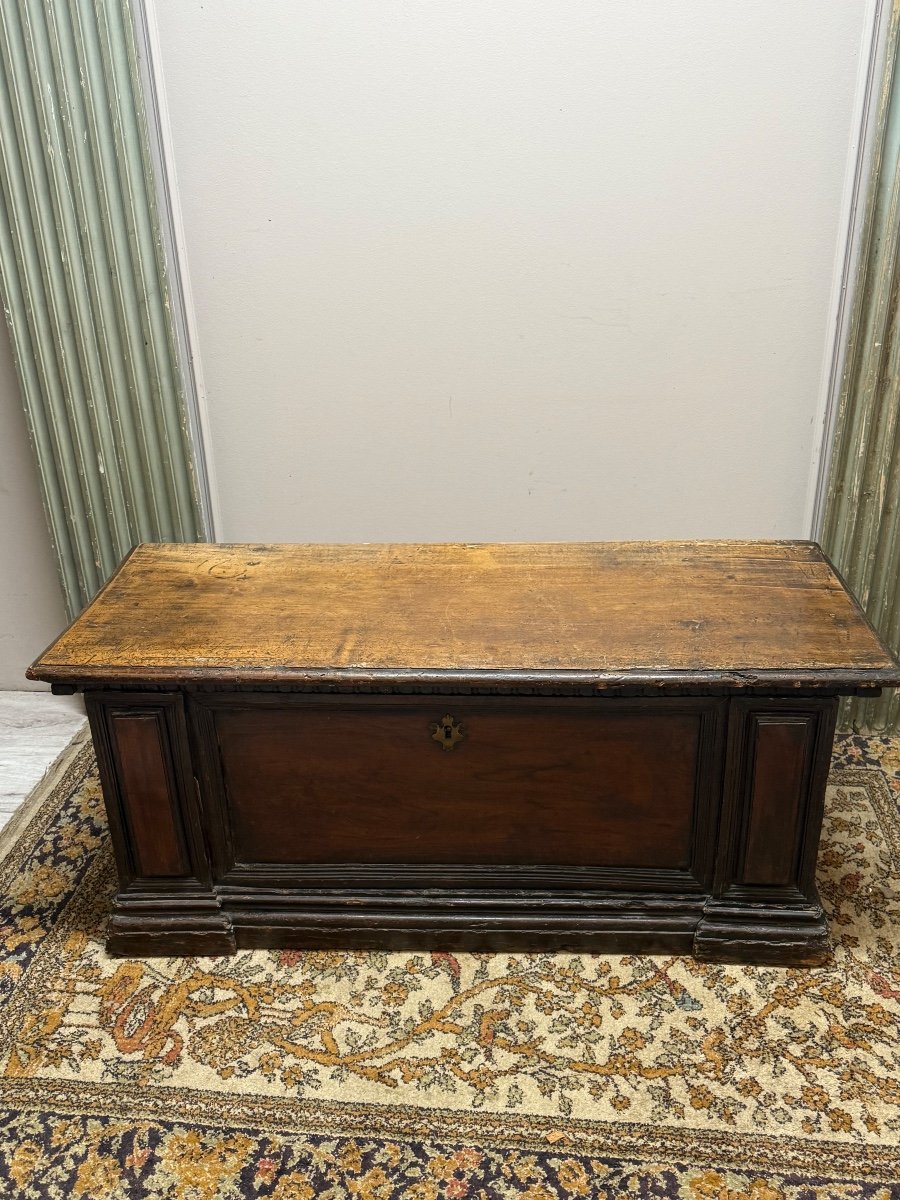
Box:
431;714;463;750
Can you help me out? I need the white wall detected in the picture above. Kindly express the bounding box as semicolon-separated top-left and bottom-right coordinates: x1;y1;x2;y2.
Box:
152;0;871;543
0;326;66;689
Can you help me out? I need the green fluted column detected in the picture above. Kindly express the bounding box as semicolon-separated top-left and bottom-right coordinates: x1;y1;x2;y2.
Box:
822;5;900;734
0;0;206;618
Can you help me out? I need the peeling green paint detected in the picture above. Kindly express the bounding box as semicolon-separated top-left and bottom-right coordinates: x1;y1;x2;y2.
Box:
823;5;900;734
0;0;205;619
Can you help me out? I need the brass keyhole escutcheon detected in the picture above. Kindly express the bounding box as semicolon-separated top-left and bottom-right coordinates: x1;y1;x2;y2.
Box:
431;714;464;751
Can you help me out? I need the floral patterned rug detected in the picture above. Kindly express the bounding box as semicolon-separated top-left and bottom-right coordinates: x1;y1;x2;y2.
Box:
0;728;898;1198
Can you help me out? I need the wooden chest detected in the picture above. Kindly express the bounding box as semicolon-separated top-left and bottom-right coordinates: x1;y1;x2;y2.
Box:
28;541;900;965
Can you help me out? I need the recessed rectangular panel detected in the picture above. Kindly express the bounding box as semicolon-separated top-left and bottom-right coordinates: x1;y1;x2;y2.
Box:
111;712;187;878
741;715;812;887
213;702;703;870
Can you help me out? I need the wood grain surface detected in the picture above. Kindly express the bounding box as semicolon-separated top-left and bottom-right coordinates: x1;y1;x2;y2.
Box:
212;700;701;869
28;540;900;687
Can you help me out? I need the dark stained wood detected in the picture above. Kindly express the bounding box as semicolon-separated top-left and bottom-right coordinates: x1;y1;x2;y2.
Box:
84;692;236;956
110;712;187;877
33;541;900;964
741;716;811;887
26;541;900;690
696;697;838;965
210;698;704;868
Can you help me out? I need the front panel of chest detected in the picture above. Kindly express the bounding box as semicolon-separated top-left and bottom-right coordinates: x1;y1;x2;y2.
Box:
188;693;726;891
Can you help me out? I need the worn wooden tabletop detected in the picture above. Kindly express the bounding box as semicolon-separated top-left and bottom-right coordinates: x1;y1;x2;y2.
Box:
27;541;900;688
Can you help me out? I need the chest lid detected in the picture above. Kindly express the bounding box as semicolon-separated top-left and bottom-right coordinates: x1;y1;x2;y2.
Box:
27;540;900;692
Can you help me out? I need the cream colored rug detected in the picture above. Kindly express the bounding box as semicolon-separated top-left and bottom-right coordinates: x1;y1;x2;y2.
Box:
0;729;897;1197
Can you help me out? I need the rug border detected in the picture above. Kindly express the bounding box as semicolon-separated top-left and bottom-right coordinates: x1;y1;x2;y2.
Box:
1;1075;897;1183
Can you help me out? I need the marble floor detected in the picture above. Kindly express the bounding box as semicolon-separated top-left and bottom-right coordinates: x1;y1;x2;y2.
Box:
0;691;86;832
